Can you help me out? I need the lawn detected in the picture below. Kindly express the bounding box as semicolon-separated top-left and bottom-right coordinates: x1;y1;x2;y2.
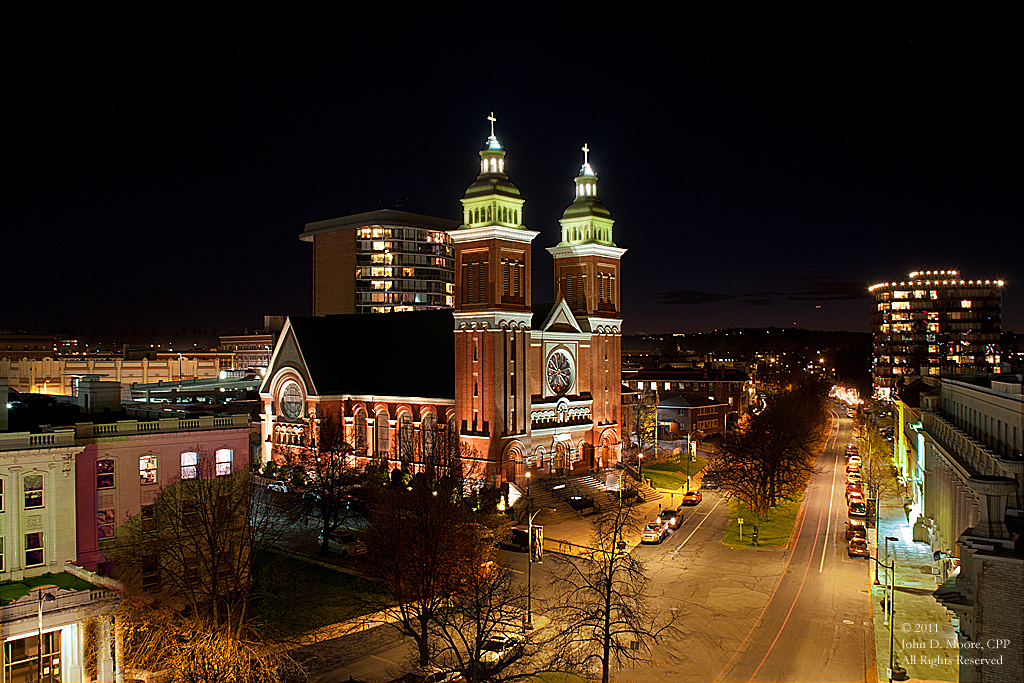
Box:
721;493;804;548
643;454;709;491
251;549;391;638
0;572;96;605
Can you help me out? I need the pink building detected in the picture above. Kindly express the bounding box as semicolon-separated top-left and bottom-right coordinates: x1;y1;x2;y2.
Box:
72;415;250;570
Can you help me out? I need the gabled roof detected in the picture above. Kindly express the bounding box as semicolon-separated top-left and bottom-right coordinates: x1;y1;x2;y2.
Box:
282;311;455;400
532;295;583;334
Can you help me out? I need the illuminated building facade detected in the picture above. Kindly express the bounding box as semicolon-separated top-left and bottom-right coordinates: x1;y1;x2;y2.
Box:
891;375;1023;683
301;209;458;315
261;120;624;485
869;270;1003;398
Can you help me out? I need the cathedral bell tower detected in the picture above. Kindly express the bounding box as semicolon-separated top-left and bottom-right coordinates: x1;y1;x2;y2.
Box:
547;144;626;448
450;114;537;477
548;144;625;320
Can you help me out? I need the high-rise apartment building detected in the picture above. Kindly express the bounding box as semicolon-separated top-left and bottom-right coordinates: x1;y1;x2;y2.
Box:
870;270;1003;398
301;209;458;315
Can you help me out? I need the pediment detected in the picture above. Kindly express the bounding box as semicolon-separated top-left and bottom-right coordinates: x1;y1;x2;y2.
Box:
538;295;584;334
258;320;316;397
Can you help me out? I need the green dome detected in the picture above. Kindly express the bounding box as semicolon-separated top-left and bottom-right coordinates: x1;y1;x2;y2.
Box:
464;175;523;200
561;195;611;220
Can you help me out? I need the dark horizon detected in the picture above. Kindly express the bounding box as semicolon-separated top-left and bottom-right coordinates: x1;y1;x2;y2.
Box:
7;8;1020;338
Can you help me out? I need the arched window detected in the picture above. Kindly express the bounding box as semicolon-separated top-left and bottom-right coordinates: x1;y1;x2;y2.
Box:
398;413;414;462
375;411;390;458
354;410;367;455
421;412;437;464
499;158;504;173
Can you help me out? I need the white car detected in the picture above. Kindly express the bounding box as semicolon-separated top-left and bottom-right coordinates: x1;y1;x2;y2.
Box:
268;480;289;493
641;520;669;544
318;529;367;558
479;632;523;666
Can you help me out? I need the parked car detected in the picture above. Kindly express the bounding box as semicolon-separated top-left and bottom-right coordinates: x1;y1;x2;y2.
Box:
682;490;703;505
846;519;867;540
846;471;863;484
845;462;861;474
318;529;367;558
664;506;685;530
848;495;867;517
846;482;864;501
268;480;289;493
641;520;670;544
846;455;862;466
504;526;530;552
479;632;523;666
702;474;721;490
845;445;859;456
848;537;870;558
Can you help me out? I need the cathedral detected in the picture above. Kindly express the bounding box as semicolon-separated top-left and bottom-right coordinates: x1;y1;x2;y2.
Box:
259;118;625;487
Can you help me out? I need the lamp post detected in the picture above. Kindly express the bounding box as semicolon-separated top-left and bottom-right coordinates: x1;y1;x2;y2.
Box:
32;586;57;683
884;536;898;626
865;555;902;682
526;505;556;629
525;470;531;496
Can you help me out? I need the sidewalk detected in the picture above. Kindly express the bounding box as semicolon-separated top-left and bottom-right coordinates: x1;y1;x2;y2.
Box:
869;495;958;682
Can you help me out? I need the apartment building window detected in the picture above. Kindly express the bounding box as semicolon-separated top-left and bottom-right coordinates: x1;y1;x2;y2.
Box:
97;459;115;488
24;474;43;509
25;532;44;567
215;449;232;477
98;509;115;540
141;505;156;532
181;452;198;479
0;537;4;571
140;455;158;485
0;479;4;512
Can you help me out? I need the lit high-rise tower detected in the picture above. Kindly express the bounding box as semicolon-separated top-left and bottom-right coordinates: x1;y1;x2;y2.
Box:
869;270;1003;398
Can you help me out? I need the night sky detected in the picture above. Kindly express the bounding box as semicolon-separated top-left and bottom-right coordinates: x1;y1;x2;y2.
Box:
7;7;1021;338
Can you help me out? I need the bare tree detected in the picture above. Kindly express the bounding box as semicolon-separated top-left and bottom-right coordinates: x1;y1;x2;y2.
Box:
716;378;829;537
362;486;486;668
857;418;903;501
273;407;363;554
107;452;289;679
117;597;285;683
548;497;679;683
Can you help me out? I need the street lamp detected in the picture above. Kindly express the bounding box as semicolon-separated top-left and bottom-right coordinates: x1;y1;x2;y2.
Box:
525;470;531;496
884;536;898;626
31;586;57;683
864;555;905;682
526;505;556;629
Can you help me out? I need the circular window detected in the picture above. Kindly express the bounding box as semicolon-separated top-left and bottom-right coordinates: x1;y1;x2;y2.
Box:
546;350;574;395
279;380;305;419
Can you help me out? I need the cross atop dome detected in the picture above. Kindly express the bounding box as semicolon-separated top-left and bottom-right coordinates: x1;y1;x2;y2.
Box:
579;142;596;177
486;111;502;150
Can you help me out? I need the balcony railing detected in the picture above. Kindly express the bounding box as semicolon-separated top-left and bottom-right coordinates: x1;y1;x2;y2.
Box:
75;414;249;439
922;412;1009;479
0;429;77;451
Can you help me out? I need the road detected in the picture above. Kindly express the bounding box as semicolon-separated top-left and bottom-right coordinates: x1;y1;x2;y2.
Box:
313;408;877;682
512;408;875;682
711;409;874;683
